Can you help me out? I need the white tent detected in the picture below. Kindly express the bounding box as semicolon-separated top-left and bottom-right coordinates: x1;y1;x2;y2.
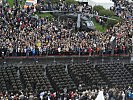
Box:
95;91;105;100
75;0;114;9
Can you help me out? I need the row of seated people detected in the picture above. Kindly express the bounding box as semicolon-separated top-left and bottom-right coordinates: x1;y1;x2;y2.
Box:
125;63;133;77
19;65;53;93
96;63;133;88
0;63;133;94
0;66;22;93
46;64;77;92
0;65;53;94
67;63;107;90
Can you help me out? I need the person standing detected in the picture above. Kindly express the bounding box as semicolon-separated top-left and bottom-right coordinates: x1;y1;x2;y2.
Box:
122;91;125;100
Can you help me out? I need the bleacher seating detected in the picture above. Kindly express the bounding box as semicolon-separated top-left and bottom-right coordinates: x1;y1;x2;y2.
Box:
46;64;77;92
19;65;53;93
96;63;133;88
0;63;133;93
0;66;22;93
125;63;133;76
68;63;107;90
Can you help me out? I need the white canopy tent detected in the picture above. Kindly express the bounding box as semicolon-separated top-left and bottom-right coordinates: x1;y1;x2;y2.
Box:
75;0;114;9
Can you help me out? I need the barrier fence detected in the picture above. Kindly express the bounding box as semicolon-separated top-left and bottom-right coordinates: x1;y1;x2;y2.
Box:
0;55;131;66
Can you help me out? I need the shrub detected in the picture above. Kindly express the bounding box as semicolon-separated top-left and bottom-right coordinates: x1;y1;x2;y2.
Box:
93;5;105;13
65;0;78;5
99;10;115;17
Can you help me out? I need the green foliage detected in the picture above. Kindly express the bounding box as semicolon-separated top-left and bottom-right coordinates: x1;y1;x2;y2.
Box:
92;16;123;32
93;5;105;13
92;18;107;32
106;16;123;28
37;12;53;19
7;0;26;7
93;6;114;17
111;16;123;22
7;0;14;6
93;5;122;29
99;10;115;17
65;0;78;5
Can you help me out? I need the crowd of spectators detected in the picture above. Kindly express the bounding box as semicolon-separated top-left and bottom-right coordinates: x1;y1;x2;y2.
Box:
0;0;132;57
0;0;133;99
37;0;93;13
0;87;133;100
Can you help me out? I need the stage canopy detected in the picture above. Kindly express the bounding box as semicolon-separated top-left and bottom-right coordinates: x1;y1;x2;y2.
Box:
75;0;114;9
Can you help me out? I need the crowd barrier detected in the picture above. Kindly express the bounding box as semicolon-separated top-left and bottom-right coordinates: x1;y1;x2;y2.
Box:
0;54;131;66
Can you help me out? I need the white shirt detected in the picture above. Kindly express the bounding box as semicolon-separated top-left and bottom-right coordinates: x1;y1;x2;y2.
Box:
58;47;61;53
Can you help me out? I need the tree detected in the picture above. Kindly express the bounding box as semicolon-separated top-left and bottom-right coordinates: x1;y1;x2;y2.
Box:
65;0;78;5
93;5;105;13
99;10;115;17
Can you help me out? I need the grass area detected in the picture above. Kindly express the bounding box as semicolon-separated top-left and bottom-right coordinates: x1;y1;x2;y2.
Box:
7;0;53;19
92;16;123;32
37;12;53;19
7;0;26;7
92;18;107;32
7;0;14;7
